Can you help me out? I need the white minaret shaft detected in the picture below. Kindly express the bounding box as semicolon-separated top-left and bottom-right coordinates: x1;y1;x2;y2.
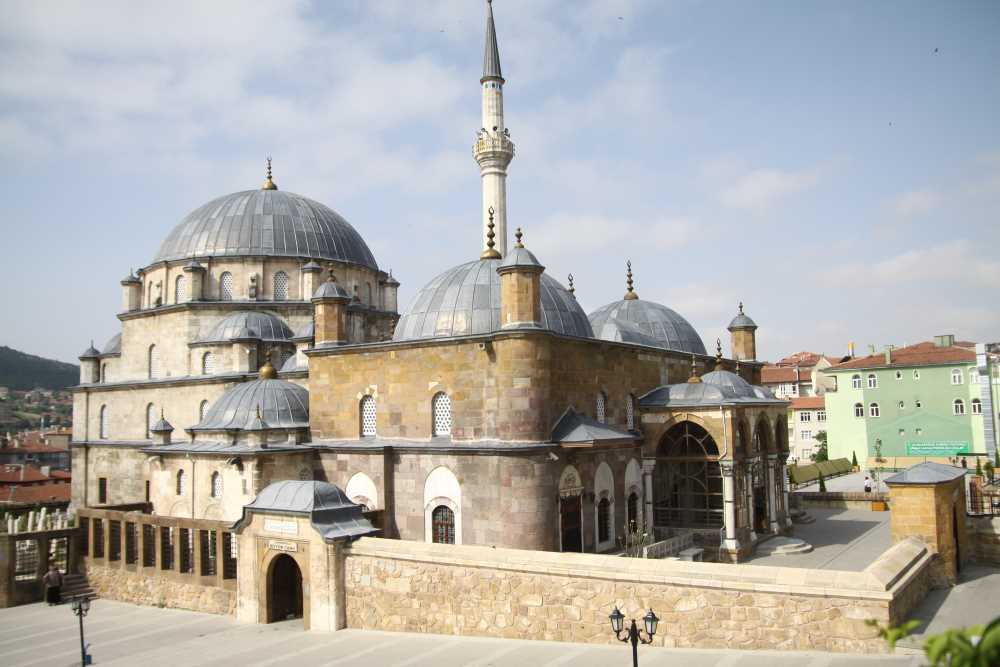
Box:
474;0;514;257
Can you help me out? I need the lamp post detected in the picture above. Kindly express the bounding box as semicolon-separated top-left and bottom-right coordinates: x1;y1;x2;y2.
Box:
71;596;91;666
609;606;658;667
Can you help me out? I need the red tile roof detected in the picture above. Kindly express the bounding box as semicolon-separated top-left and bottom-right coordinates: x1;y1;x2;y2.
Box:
789;397;825;410
826;341;976;371
0;465;51;483
761;366;811;383
3;483;71;504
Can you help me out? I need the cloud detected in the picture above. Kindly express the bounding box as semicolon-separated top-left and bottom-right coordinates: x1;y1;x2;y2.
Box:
889;189;939;218
720;166;820;212
817;239;1000;289
527;212;696;258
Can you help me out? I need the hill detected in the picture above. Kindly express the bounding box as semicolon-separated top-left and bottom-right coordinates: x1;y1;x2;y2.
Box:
0;346;79;391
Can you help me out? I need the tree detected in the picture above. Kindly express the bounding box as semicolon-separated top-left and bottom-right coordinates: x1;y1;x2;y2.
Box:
812;431;829;462
852;450;859;468
818;471;827;492
985;460;995;484
976;458;983;477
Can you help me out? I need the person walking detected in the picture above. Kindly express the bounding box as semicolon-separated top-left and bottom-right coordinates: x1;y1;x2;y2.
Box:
42;564;63;605
863;476;872;494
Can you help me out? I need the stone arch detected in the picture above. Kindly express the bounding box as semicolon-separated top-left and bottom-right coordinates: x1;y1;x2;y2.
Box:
260;548;308;627
754;414;773;453
594;461;615;551
643;411;723;458
774;415;788;453
624;458;643;530
653;420;723;529
346;472;378;510
423;466;461;545
558;465;584;553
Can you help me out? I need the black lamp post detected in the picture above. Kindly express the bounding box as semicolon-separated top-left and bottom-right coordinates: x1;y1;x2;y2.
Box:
71;596;91;667
609;605;658;667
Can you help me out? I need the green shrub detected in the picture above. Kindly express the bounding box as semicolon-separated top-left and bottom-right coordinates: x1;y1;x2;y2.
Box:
976;458;983;476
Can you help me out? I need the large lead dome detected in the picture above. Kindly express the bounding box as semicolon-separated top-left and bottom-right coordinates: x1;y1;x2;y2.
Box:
588;299;706;355
393;259;593;341
153;189;378;270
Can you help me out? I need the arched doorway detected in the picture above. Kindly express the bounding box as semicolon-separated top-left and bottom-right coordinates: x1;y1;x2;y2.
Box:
751;421;771;533
654;421;723;529
558;466;584;552
267;554;303;623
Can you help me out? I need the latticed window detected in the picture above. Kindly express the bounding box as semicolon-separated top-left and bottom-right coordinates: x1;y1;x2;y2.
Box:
597;498;611;542
93;520;105;558
222;532;237;579
108;521;121;561
146;403;156;439
199;400;209;422
432;392;452;436
49;537;68;573
176;469;186;496
360;395;377;437
211;471;222;498
596;391;607;423
125;523;137;564
14;540;39;581
175;275;186;303
180;528;194;573
202;351;215;375
220;272;234;300
432;505;455;544
148;344;160;379
201;530;217;576
626;395;636;430
142;525;155;567
273;271;288;300
99;405;108;439
627;492;639;529
161;527;173;570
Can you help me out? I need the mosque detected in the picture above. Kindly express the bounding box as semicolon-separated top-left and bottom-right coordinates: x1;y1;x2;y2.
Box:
70;1;790;571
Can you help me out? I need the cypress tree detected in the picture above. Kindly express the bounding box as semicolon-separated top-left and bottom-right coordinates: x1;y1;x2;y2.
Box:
818;471;827;492
852;451;859;468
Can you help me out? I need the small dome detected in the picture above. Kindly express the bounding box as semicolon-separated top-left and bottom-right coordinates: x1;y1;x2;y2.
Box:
701;369;756;398
152;189;378;270
498;246;543;271
393;259;593;341
588;300;706;354
198;311;293;344
193;378;309;431
150;416;174;433
313;280;350;301
101;333;122;356
79;343;101;359
728;302;757;330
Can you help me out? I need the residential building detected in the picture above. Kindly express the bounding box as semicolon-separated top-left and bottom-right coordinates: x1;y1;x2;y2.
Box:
786;396;827;462
761;351;839;399
822;335;1000;468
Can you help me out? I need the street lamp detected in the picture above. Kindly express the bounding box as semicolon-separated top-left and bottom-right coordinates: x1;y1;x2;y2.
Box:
71;596;91;666
609;606;659;667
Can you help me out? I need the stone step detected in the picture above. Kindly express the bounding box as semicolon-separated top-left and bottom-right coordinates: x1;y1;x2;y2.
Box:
755;537;814;556
60;573;96;603
790;509;815;524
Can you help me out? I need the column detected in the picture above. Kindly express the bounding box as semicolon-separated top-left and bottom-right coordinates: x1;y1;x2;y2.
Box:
719;460;740;554
747;464;757;543
641;459;656;532
780;454;793;528
767;454;780;533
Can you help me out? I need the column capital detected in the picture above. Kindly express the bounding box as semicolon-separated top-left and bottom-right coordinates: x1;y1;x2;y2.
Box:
641;458;656;473
719;459;736;476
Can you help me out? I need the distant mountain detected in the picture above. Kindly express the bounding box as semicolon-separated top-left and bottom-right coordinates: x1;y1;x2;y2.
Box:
0;346;79;391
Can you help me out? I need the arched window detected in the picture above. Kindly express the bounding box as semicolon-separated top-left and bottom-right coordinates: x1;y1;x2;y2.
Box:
432;392;452;436
176;470;186;496
851;375;862;389
867;374;877;389
366;283;373;305
627;492;639;530
272;271;288;301
596;391;607;423
895;370;902;380
148;344;160;380
597;498;611;543
869;402;880;418
220;272;234;301
853;403;864;418
431;506;455;544
951;369;963;385
360;395;376;437
898;400;905;409
175;275;186;303
913;369;920;380
148;281;155;308
953;399;966;415
198;400;209;422
100;363;108;383
99;405;108;439
202;351;215;375
971;398;982;415
146;403;156;439
970;370;979;385
346;472;378;510
654;421;722;528
626;394;636;430
210;472;222;499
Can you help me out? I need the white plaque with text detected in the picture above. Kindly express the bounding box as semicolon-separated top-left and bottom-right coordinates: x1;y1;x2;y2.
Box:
267;540;298;553
263;518;298;536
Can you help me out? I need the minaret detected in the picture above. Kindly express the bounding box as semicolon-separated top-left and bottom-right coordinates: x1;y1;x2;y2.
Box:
474;0;515;257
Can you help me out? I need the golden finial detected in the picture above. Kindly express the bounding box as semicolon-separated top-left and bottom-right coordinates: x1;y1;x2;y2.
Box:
567;273;575;296
514;227;524;248
262;156;278;190
623;260;638;300
738;301;744;315
480;206;501;259
687;355;702;383
259;361;277;380
735;358;741;376
715;338;724;370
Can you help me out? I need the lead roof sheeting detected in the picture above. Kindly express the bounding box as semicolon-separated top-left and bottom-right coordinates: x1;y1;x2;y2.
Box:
589;299;706;355
153;190;378;270
884;462;967;485
198;311;294;344
194;378;309;431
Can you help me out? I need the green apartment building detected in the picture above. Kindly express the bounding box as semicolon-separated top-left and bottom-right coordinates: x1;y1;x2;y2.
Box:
823;336;999;468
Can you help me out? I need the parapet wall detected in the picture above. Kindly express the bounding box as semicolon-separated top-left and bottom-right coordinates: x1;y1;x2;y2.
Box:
968;516;1000;566
343;536;933;653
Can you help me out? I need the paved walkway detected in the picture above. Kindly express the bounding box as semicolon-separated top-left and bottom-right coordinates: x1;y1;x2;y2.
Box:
746;508;892;571
0;600;920;667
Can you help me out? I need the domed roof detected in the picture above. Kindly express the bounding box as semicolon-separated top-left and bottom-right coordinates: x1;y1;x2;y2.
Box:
728;302;757;330
192;377;309;431
700;368;756;398
588;299;706;355
152;189;378;270
638;370;779;408
198;311;293;344
392;259;593;341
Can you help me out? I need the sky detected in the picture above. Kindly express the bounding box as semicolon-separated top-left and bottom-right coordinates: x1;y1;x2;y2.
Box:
1;0;998;364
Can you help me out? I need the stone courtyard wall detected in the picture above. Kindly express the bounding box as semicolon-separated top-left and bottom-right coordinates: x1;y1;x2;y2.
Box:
968;516;1000;566
87;564;235;615
343;535;932;653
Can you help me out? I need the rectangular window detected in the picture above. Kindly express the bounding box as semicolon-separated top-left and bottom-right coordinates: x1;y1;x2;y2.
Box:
142;525;155;567
98;478;108;504
125;523;137;564
108;521;121;561
799;412;811;422
80;517;90;557
200;530;217;577
801;430;812;440
93;520;105;559
161;527;174;570
222;533;237;580
816;410;826;422
14;539;39;581
145;480;151;503
179;528;194;574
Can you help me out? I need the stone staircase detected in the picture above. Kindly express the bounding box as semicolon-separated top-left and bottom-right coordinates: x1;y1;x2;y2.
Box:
60;573;96;603
754;537;814;556
790;508;815;524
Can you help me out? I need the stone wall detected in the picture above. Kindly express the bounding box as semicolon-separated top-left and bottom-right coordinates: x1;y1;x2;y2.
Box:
795;491;890;511
343;536;932;653
87;563;235;615
968;516;1000;566
889;481;969;585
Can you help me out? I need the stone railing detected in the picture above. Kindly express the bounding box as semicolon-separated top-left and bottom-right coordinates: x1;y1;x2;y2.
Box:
0;525;80;607
77;507;237;615
642;531;694;559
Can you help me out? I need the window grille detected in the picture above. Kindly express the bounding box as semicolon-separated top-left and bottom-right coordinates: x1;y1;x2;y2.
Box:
99;405;109;439
867;374;877;389
177;469;186;496
626;395;636;430
273;271;288;300
954;399;966;415
49;537;68;573
14;539;39;581
220;272;234;300
93;520;105;559
161;527;174;570
597;498;611;543
432;392;452;436
222;533;237;579
653;421;723;528
360;396;377;437
146;403;156;439
202;352;215;375
431;505;455;544
180;528;194;573
148;344;160;380
853;403;864;418
175;275;186;303
596;392;607;423
108;521;121;561
80;517;90;556
972;399;982;415
869;403;880;418
142;524;155;567
199;400;209;422
200;530;217;576
211;472;222;499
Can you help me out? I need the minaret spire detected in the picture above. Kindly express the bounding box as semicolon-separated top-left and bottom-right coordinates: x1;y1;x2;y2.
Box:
474;0;515;257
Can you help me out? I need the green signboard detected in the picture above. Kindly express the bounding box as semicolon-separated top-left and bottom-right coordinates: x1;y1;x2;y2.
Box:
905;442;970;456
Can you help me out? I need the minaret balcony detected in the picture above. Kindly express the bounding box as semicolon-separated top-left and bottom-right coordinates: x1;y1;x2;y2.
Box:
473;133;515;161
